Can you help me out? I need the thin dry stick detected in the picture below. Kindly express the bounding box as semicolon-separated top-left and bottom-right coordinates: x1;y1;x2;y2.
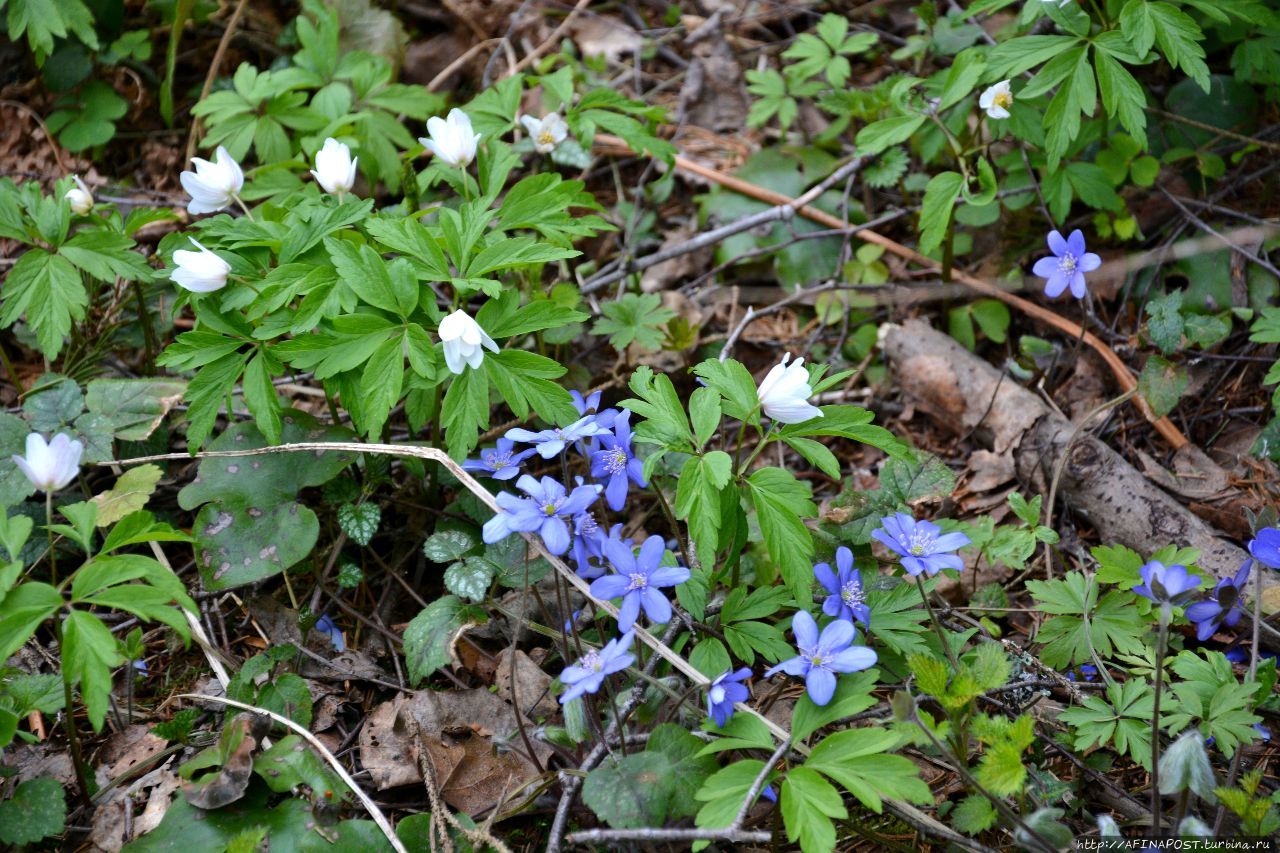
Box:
108;441;978;852
503;0;592;79
427;39;501;93
590;133;1190;450
177;693;407;853
185;0;251;163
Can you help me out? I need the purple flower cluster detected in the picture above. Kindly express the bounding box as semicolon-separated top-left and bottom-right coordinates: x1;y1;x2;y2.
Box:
1178;527;1280;643
477;391;682;709
479;389;652;567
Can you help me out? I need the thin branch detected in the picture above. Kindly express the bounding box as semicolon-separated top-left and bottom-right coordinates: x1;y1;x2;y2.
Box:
177;693;406;853
581;154;867;295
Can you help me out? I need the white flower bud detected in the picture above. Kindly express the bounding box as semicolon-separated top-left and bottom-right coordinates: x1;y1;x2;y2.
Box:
756;352;823;424
439;309;499;374
180;146;244;215
12;432;83;493
64;176;93;215
171;238;231;293
419;109;482;169
310;137;358;196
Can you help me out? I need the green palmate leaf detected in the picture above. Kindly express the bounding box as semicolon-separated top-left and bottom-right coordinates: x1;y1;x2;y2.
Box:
592;293;676;352
253;735;350;801
62;609;124;730
0;582;61;661
694;759;773;832
1027;572;1146;668
917;171;964;256
622;366;694;449
355;334;404;440
781;767;845;853
1146;290;1186;354
485;350;576;426
952;794;999;835
805;727;930;812
645;724;718;819
986;34;1081;78
1059;679;1155;768
746;467;816;601
674;451;732;567
975;740;1027;797
442;366;490;460
692;358;759;423
0;248;86;359
583;752;674;828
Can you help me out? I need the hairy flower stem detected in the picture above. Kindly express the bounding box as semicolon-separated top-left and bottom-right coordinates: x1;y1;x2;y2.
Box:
916;575;959;670
1213;561;1265;834
46;492;57;586
53;620;91;806
1150;606;1170;835
736;422;776;478
233;194;256;222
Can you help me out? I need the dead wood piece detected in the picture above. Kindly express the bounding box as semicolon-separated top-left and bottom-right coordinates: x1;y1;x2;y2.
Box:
881;320;1280;615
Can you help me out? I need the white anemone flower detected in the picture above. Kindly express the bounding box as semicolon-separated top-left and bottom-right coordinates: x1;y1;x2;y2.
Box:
419;109;482;169
180;145;245;215
757;353;823;424
520;113;569;154
439;309;499;374
12;432;83;493
310;137;358;196
979;80;1014;120
171;238;232;293
64;176;93;215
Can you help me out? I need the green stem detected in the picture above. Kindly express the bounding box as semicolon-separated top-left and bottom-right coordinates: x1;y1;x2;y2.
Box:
1150;606;1170;835
46;492;57;586
54;617;91;806
737;421;777;477
916;575;960;670
232;194;256;222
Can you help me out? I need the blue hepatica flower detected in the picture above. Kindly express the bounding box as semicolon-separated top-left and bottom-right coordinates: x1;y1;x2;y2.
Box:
482;475;601;555
1066;663;1098;682
570;390;618;455
872;512;971;577
764;610;877;706
589;534;690;631
314;614;345;652
591;409;647;511
814;546;870;627
1033;229;1102;299
570;510;615;579
559;632;635;704
506;415;607;459
1186;560;1251;641
707;667;752;728
1248;527;1280;569
1133;560;1202;606
462;437;536;481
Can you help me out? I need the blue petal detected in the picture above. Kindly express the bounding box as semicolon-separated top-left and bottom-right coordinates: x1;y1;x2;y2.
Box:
805;667;836;706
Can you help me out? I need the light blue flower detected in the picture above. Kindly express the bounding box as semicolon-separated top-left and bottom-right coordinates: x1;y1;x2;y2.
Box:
506;415;607;459
764;610;876;706
1032;229;1101;299
589;534;690;631
591;410;647;511
481;475;601;555
872;513;970;576
814;547;870;627
463;437;536;481
559;632;635;704
1133;560;1202;606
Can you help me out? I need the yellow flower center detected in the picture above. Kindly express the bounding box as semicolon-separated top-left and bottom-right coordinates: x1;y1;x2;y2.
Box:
993;91;1012;109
